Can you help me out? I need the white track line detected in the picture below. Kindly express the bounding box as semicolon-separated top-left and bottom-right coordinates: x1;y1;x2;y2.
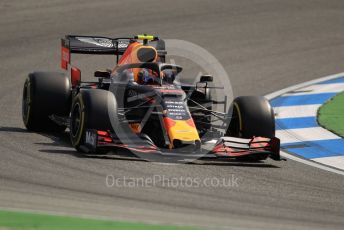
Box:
265;72;344;175
276;127;340;144
279;151;344;176
312;156;344;170
282;83;344;96
274;104;320;119
265;72;344;99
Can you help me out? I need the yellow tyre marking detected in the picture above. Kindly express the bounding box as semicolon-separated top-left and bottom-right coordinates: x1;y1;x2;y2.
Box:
24;79;31;125
73;95;85;147
233;102;243;135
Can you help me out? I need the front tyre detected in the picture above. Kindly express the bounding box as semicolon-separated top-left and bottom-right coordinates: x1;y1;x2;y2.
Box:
70;89;117;153
226;96;275;161
227;96;275;138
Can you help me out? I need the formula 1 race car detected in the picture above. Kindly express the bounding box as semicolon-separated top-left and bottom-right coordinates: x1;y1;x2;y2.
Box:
22;34;281;162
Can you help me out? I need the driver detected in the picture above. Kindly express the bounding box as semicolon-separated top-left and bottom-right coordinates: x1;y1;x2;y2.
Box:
138;69;155;84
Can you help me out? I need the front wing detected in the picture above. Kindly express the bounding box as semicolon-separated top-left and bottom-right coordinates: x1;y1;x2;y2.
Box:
211;136;281;160
82;130;281;161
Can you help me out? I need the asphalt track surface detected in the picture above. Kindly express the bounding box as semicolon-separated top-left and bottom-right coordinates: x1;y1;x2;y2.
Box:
0;1;344;229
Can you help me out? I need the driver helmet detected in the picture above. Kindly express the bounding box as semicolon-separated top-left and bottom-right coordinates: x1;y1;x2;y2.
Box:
138;69;154;84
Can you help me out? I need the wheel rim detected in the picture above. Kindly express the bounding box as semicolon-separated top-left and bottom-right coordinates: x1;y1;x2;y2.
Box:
71;103;81;138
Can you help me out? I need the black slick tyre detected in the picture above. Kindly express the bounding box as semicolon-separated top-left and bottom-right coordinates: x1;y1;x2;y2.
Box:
22;72;71;132
226;96;275;161
70;89;117;153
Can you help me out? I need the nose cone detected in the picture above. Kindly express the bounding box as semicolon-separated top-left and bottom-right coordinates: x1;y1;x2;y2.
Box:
163;117;200;149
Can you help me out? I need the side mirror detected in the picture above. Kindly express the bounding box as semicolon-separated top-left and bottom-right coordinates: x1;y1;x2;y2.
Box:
200;75;213;82
94;70;110;78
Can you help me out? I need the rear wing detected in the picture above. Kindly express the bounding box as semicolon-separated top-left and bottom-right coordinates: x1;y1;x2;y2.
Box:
61;35;166;69
61;35;130;69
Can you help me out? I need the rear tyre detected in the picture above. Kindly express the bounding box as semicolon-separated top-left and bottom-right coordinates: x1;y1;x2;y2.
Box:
70;89;117;153
226;96;275;161
22;72;71;132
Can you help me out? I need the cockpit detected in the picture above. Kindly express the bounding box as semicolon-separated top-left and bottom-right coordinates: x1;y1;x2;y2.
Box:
113;63;182;86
